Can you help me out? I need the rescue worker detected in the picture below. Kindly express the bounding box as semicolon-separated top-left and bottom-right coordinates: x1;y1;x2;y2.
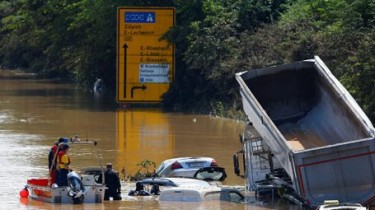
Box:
98;163;122;200
48;140;58;186
56;143;71;186
48;137;68;185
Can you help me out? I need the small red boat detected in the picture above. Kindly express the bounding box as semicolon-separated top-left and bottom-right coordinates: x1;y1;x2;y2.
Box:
25;140;107;204
27;174;106;203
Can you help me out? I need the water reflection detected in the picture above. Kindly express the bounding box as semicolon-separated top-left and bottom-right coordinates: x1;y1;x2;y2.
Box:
116;109;174;177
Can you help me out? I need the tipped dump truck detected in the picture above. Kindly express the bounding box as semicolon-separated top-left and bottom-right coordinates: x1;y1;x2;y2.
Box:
235;56;375;207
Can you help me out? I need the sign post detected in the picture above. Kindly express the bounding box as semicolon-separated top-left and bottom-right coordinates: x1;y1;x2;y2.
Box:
117;7;175;103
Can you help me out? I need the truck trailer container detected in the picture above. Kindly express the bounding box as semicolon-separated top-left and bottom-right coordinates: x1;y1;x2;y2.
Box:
235;56;375;207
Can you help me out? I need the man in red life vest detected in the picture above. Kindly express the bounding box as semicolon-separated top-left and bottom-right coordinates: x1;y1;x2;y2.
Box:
56;143;71;186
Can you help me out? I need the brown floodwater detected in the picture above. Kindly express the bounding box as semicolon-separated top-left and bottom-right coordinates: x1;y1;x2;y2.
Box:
0;70;305;209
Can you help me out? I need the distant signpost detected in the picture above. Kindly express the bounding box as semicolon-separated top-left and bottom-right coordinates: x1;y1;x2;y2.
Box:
117;7;175;103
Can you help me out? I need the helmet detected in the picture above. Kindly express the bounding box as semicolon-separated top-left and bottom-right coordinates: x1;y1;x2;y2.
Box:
60;143;69;150
58;137;69;143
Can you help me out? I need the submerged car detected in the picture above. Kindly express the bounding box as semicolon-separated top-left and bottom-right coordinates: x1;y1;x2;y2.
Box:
155;157;227;181
158;187;245;203
140;177;213;188
125;177;215;197
316;200;367;210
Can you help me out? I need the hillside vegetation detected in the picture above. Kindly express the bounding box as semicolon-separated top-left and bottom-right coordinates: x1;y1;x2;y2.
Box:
0;0;374;121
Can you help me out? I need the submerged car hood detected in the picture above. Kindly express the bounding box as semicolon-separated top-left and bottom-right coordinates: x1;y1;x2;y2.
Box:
193;167;227;181
140;178;178;187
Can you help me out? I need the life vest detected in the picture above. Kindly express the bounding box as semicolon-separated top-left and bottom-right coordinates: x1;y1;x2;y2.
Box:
57;151;70;170
52;144;57;153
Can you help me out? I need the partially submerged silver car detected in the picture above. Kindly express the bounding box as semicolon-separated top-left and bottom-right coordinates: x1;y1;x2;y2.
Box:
155;157;227;181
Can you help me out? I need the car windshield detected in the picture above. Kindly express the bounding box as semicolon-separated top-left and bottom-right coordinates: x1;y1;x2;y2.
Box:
193;167;227;181
155;163;166;174
196;171;224;181
204;190;244;203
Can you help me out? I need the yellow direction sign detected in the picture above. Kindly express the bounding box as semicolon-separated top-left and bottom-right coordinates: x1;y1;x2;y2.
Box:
117;7;175;103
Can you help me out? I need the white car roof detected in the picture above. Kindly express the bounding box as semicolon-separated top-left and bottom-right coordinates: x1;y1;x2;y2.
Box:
158;186;225;202
163;177;212;187
318;204;366;210
160;157;214;164
161;186;221;192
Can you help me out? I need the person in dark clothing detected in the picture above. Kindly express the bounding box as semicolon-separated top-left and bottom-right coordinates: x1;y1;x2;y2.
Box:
98;163;122;200
150;184;160;195
128;181;151;196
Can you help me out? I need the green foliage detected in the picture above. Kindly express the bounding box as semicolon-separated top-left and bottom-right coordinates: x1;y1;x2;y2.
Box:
211;101;224;117
127;159;156;181
178;1;240;107
277;0;375;122
237;0;288;31
0;0;374;122
339;29;375;120
280;0;375;33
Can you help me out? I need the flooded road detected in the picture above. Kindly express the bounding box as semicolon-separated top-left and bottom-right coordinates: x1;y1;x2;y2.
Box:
0;70;305;209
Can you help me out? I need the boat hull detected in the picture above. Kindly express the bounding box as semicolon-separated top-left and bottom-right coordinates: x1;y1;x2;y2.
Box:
27;175;106;203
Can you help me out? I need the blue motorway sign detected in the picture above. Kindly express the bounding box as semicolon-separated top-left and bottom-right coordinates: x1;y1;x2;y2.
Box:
125;12;156;23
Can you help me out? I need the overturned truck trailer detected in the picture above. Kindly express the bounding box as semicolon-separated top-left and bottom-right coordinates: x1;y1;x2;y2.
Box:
235;56;375;206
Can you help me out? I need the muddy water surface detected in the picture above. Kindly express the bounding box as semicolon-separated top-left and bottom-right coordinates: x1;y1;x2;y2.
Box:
0;70;305;209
